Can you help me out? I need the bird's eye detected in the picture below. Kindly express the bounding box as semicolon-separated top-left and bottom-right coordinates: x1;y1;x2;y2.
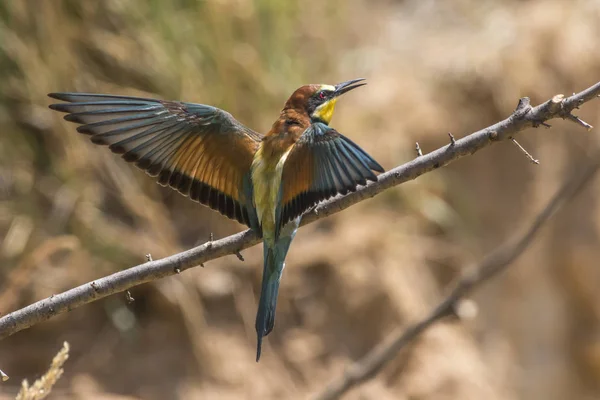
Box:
319;91;326;99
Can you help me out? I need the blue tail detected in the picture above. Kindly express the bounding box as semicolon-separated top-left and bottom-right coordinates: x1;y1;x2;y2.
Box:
255;221;298;362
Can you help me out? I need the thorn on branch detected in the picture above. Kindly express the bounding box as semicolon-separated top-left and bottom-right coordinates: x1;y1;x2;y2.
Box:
175;267;181;273
145;254;153;262
205;233;214;249
513;97;531;118
447;132;456;146
235;251;245;262
415;142;423;157
125;291;135;303
510;137;539;164
0;368;8;382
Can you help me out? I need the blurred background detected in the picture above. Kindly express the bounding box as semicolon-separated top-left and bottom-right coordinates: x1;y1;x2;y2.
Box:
1;0;599;399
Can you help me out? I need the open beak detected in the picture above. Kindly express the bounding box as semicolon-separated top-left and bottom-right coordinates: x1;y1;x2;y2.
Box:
334;78;367;97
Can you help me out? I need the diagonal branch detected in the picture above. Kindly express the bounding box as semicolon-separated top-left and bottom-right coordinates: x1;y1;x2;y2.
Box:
0;81;598;341
312;148;600;400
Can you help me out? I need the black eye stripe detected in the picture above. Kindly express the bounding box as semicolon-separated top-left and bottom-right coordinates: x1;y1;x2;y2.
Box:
306;90;334;115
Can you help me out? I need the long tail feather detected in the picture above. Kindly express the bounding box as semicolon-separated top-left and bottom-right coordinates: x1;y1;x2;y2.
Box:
255;244;283;362
255;220;299;362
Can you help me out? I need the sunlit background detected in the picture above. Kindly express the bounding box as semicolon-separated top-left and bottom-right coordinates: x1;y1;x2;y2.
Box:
1;0;600;399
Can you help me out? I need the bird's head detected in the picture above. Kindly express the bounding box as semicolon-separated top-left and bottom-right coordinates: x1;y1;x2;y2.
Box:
284;78;366;125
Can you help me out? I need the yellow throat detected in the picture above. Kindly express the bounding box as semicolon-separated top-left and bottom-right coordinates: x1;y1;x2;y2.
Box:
311;84;337;124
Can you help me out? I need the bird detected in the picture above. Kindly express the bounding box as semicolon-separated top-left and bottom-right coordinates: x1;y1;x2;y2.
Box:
48;78;384;361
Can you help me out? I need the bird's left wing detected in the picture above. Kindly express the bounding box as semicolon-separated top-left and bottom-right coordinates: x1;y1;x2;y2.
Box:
49;93;262;228
279;122;383;233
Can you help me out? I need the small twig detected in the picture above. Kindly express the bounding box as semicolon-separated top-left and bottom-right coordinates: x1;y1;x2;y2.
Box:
510;137;540;164
145;254;153;262
313;151;600;400
415;142;423;157
564;113;593;131
235;251;245;262
447;132;456;146
0;367;8;382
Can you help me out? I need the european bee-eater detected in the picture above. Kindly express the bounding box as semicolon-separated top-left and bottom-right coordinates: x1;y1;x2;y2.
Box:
48;78;384;361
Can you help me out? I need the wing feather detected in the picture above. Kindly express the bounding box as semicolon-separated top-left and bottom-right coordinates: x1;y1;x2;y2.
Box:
49;92;262;228
279;123;383;231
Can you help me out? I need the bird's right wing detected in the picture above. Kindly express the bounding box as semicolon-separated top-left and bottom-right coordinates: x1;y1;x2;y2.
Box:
279;122;384;233
49;93;262;228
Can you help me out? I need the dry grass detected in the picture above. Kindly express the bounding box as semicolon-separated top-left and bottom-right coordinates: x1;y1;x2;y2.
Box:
0;0;599;399
15;342;69;400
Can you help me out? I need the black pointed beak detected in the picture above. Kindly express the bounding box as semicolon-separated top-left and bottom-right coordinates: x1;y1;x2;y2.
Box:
334;78;366;97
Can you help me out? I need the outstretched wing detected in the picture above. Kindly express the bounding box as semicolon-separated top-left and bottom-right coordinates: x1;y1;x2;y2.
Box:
49;92;262;228
279;122;384;231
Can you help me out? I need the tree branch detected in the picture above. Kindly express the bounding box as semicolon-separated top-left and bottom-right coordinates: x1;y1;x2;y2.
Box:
312;147;600;400
0;81;598;341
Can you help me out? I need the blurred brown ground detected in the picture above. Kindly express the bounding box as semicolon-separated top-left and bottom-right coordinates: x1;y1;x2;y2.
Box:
1;0;599;399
